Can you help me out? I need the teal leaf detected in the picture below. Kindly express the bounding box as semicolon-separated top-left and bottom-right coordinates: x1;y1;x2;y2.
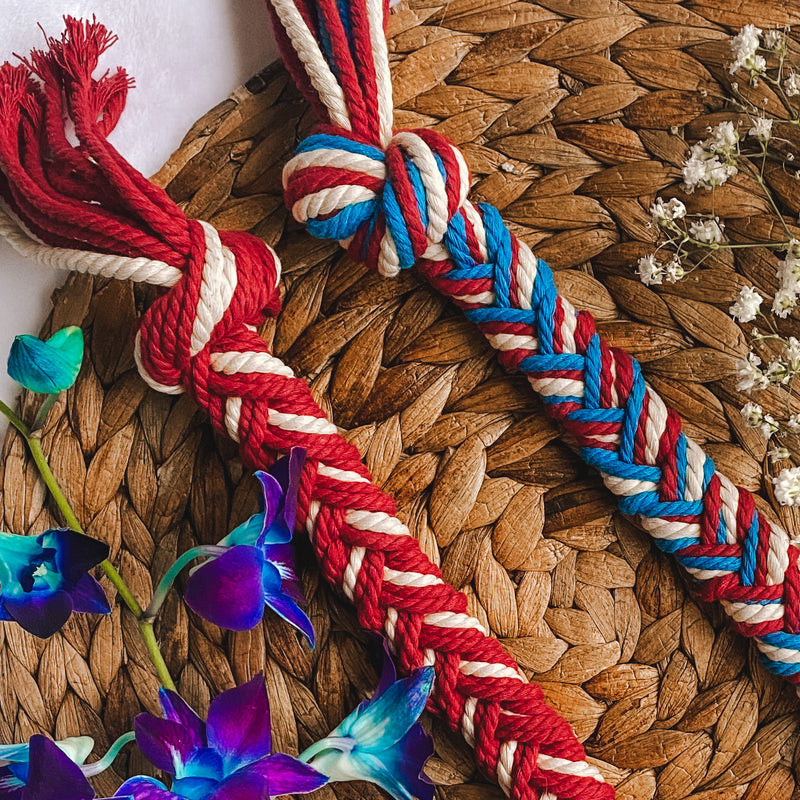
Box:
7;326;84;394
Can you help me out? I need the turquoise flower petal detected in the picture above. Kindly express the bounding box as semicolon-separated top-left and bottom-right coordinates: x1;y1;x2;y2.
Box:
7;326;84;394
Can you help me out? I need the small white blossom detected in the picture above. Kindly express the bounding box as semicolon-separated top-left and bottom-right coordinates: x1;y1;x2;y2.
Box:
737;352;769;391
748;116;773;142
773;466;800;506
741;401;764;426
682;141;737;191
637;254;663;286
761;413;780;438
730;24;767;77
788;413;800;432
769;446;791;462
785;72;800;97
664;257;685;283
688;217;725;244
764;29;784;50
650;197;687;224
729;286;763;322
773;286;798;318
786;336;800;372
766;360;790;385
710;121;739;154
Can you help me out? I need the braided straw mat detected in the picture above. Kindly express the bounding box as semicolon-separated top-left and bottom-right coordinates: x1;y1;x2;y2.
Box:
5;1;800;798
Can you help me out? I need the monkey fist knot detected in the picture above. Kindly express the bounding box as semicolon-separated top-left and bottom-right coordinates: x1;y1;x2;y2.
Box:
135;220;282;399
283;127;470;278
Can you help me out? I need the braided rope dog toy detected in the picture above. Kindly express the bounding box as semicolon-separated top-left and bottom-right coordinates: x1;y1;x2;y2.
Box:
0;18;610;800
268;0;800;685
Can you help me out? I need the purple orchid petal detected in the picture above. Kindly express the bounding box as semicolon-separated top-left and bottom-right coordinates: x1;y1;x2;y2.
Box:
22;736;93;800
261;561;314;647
114;777;179;800
374;638;399;700
0;765;25;800
345;667;434;748
184;546;266;631
206;769;268;800
3;591;73;638
263;544;305;605
281;448;305;536
253;471;284;542
42;529;109;584
134;714;203;776
242;754;327;796
206;677;271;771
374;723;435;800
69;574;111;615
158;690;206;744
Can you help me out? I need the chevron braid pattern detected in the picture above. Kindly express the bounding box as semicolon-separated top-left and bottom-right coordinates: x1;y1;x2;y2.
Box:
0;17;610;800
269;0;800;689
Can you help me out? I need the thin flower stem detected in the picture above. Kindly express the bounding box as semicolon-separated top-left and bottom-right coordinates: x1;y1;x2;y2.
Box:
139;620;176;691
0;399;176;690
143;544;228;622
31;394;57;432
81;731;136;777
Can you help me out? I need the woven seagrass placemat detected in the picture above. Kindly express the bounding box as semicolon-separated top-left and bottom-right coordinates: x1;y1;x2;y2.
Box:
4;2;800;798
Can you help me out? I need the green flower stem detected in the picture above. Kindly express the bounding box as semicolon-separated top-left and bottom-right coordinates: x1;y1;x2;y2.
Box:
0;399;175;691
81;731;136;777
31;394;57;432
143;544;227;622
139;620;176;691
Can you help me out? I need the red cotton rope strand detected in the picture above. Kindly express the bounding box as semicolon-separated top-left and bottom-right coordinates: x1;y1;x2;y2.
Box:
0;18;611;800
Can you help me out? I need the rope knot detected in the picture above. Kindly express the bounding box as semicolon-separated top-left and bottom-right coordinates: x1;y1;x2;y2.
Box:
283;128;470;277
136;219;282;397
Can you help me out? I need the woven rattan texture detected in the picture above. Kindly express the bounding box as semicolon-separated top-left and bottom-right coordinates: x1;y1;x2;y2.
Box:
5;1;800;798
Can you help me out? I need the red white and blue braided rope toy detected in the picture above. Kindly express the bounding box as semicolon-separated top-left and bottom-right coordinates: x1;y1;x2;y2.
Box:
269;1;800;685
0;17;608;800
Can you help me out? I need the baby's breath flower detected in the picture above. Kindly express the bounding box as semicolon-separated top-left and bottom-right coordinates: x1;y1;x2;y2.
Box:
664;257;685;283
773;466;800;506
769;446;791;462
788;413;800;432
761;413;780;438
682;140;738;192
741;401;764;426
737;352;769;391
773;286;798;318
688;217;725;244
764;29;784;50
766;360;790;384
786;336;800;372
786;72;800;97
729;286;763;323
650;197;686;224
710;121;739;154
637;254;663;286
730;24;767;77
748;116;773;142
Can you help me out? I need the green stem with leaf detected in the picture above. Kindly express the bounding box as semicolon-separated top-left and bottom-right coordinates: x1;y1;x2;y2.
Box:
0;398;176;691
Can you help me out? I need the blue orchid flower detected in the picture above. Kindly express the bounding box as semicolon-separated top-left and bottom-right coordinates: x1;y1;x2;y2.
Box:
116;675;327;800
183;448;314;645
0;735;125;800
7;326;84;394
0;528;110;638
0;736;93;799
301;642;435;800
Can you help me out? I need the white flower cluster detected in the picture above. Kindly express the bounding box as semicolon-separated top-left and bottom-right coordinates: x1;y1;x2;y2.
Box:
740;401;779;438
729;24;767;78
737;337;800;394
636;253;684;286
682;122;739;192
774;240;800;318
688;217;725;244
729;286;763;323
786;72;800;97
650;197;686;225
774;467;800;506
748;116;773;143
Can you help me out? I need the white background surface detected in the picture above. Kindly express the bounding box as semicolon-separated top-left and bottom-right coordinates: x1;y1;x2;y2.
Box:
0;0;278;406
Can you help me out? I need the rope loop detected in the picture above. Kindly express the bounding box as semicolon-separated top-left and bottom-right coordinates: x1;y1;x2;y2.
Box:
136;220;282;397
283;127;470;277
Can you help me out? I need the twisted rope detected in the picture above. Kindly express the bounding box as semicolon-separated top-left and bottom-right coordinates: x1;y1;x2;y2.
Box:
269;0;800;709
0;18;608;800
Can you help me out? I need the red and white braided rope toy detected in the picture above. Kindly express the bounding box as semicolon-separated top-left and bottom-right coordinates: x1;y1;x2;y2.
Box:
268;0;800;705
0;18;610;800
